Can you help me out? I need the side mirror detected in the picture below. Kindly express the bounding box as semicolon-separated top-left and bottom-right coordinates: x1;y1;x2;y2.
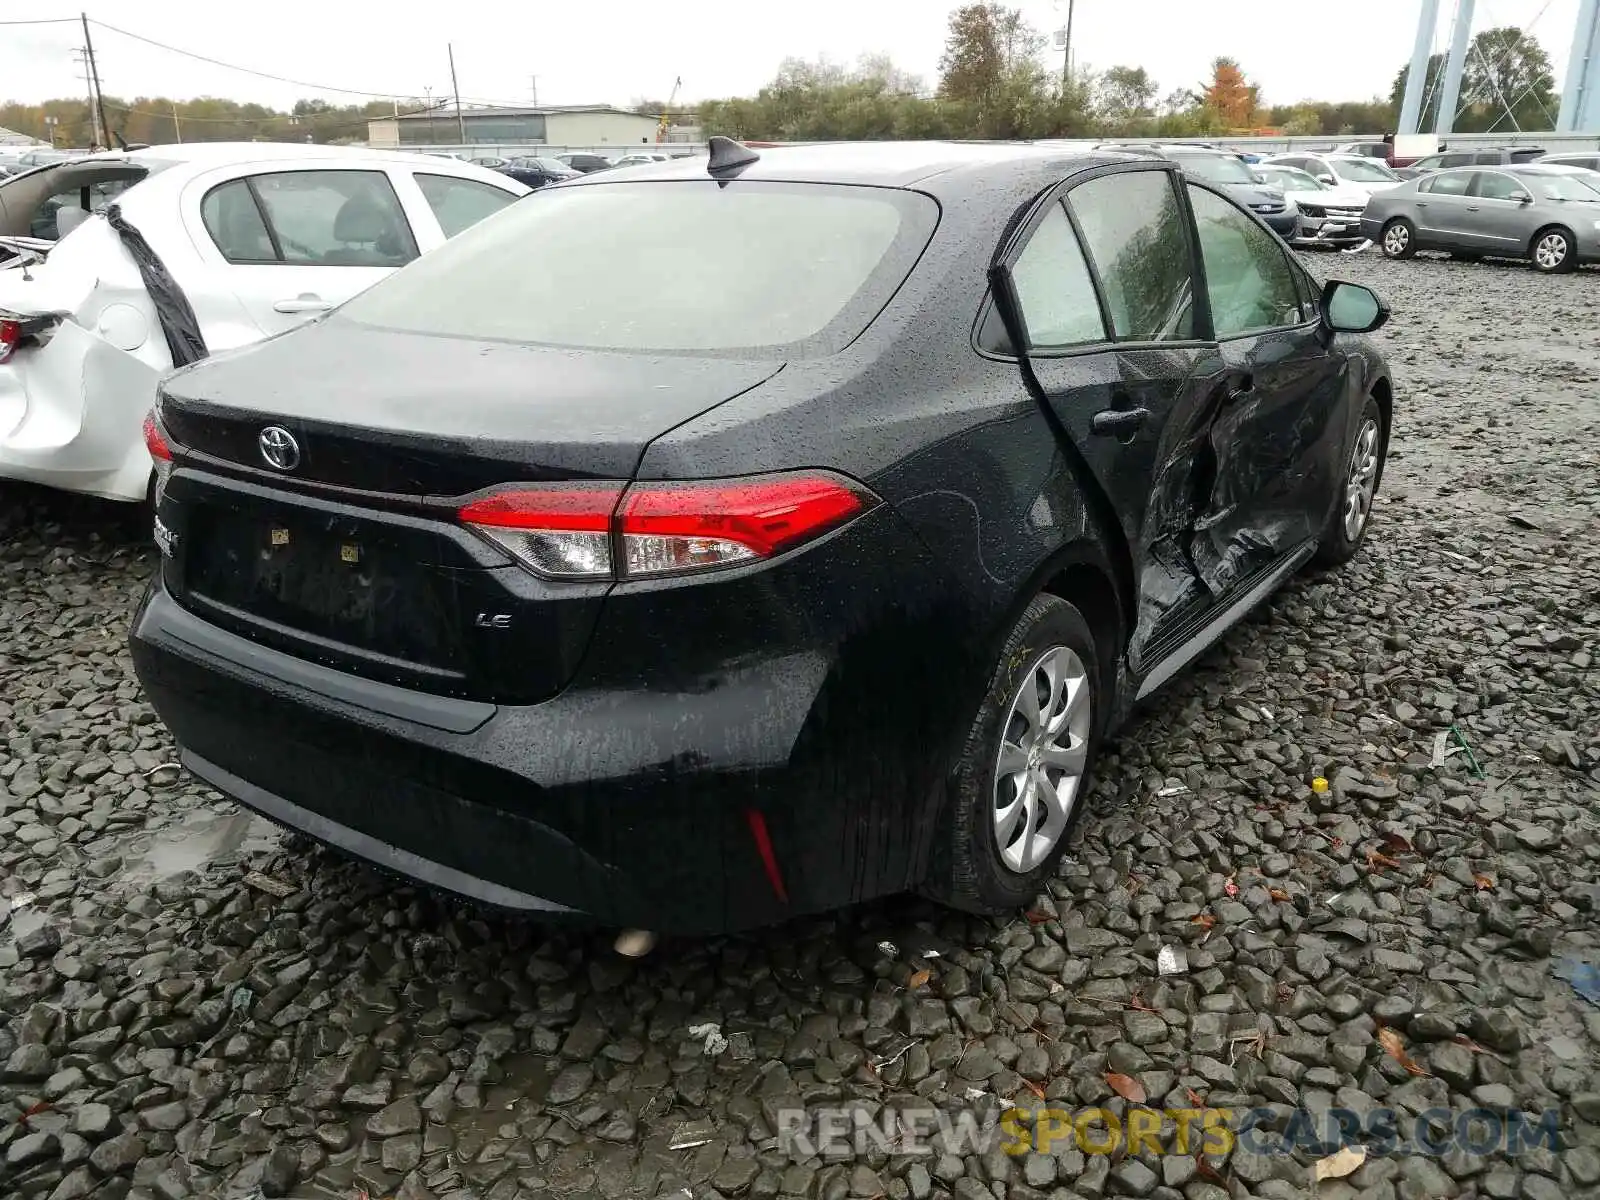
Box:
1510;191;1533;204
1322;280;1389;334
1316;174;1336;185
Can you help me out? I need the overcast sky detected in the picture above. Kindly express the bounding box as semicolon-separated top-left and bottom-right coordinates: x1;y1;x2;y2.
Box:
0;0;1583;114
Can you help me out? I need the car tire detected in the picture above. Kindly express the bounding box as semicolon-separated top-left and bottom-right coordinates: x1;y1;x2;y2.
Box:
925;594;1102;915
1313;395;1386;567
1530;227;1577;274
1380;219;1417;259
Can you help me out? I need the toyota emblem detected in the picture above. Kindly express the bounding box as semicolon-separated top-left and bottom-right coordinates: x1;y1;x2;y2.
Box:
258;425;301;471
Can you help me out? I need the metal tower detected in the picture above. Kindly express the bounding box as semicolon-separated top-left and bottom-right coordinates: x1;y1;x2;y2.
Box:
1558;0;1600;131
1435;0;1476;134
1398;0;1443;135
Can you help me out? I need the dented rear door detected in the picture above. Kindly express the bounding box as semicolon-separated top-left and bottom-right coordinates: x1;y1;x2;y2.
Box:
1003;163;1228;669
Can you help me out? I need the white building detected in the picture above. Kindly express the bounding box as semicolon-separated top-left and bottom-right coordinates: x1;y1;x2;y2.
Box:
368;104;663;150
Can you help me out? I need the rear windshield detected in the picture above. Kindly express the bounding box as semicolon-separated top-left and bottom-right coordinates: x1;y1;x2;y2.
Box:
338;180;936;357
1334;158;1400;182
1171;153;1255;184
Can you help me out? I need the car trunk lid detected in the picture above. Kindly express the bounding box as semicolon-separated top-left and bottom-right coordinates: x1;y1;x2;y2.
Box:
157;322;785;703
160;321;785;489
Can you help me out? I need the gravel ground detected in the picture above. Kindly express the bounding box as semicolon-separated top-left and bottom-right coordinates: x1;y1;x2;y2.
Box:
2;250;1598;1200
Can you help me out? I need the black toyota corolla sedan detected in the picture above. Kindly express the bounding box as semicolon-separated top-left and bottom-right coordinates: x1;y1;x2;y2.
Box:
131;138;1395;935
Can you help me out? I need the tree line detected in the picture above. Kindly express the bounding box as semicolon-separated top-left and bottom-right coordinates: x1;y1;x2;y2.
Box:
699;5;1557;143
1;5;1559;149
0;97;411;149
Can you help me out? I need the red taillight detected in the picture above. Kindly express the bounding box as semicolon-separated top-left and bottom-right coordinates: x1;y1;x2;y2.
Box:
0;319;21;365
0;313;57;365
143;410;176;508
457;483;623;579
456;471;873;581
142;411;173;462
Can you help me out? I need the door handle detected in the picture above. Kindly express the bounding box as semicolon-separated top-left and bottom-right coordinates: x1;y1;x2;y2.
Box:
1089;407;1150;437
1467;205;1480;212
273;295;332;315
1225;373;1255;404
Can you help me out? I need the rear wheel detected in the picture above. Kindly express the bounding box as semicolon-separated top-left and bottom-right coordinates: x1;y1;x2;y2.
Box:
926;595;1102;914
1531;227;1576;274
1314;395;1385;567
1381;218;1416;259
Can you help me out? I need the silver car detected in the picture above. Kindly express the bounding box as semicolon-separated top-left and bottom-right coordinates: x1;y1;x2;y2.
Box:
1362;164;1600;273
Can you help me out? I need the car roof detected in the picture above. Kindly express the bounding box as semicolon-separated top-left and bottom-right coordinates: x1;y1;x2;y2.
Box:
570;140;1143;192
1503;162;1592;174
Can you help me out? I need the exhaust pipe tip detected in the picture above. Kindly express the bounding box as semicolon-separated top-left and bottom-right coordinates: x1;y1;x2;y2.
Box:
613;928;657;958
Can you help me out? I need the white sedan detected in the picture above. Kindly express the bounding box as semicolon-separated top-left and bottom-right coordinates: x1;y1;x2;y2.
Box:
1259;152;1406;199
0;143;527;502
1252;164;1372;248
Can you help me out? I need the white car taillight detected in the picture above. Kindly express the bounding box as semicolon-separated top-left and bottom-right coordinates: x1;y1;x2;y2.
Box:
143;410;174;505
457;472;875;581
0;313;58;365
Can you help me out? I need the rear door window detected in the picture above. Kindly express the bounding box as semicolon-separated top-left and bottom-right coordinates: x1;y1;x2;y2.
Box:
1440;153;1474;168
202;170;418;267
415;173;517;238
1007;202;1107;350
1420;172;1472;196
1067;170;1196;342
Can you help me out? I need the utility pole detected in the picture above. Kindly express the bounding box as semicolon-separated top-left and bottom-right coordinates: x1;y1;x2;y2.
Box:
1061;0;1076;89
172;102;183;143
530;76;539;106
81;13;109;149
448;43;466;144
73;50;99;146
424;86;435;144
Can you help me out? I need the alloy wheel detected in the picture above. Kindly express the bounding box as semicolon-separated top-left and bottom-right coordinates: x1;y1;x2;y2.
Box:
1383;224;1409;256
1343;418;1381;541
1535;233;1568;271
993;645;1092;873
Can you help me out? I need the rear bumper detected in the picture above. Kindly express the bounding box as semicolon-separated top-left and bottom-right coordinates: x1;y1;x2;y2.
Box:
129;506;967;935
0;321;164;502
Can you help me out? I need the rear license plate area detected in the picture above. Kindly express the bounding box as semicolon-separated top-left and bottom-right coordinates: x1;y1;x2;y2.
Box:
184;506;464;671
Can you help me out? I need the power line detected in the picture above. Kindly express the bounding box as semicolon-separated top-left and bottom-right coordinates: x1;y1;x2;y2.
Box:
99;98;439;124
0;17;80;24
85;18;536;109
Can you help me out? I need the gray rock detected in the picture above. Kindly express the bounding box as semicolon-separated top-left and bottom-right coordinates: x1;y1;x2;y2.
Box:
341;1079;393;1110
1427;1041;1475;1093
1107;1157;1157;1195
367;1097;422;1138
17;921;62;958
3;1042;53;1081
73;1104;113;1139
7;1131;61;1168
88;1132;146;1175
139;1101;189;1132
46;1167;97;1200
546;1063;595;1104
